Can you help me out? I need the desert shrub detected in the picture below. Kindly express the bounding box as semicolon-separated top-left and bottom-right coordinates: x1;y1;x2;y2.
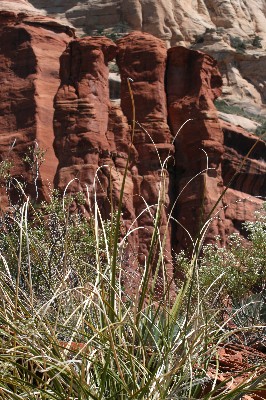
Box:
200;206;266;300
177;204;266;349
252;35;263;48
82;22;130;42
255;119;266;138
108;60;119;73
230;36;246;52
0;184;265;399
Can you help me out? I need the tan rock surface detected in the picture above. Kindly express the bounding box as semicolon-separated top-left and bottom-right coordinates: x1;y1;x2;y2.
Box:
218;112;260;132
27;0;266;45
0;0;45;15
194;35;266;115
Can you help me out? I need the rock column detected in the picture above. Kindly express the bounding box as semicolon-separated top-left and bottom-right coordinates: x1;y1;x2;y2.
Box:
166;46;225;251
117;32;175;287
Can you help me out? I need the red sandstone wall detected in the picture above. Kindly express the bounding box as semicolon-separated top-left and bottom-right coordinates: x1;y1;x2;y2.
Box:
166;46;226;251
0;11;73;205
0;13;265;267
117;32;174;273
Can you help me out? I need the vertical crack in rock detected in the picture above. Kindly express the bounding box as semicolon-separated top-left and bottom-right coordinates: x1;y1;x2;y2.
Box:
166;46;226;252
117;32;175;292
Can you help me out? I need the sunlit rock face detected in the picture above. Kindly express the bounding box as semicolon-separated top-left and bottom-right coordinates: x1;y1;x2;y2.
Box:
166;46;226;251
0;5;265;277
27;0;266;46
0;4;73;206
27;0;266;122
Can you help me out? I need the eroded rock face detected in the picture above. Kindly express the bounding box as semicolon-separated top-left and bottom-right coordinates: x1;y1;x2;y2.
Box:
193;36;266;118
53;36;118;217
27;0;266;46
52;31;266;281
220;121;266;237
166;46;265;251
1;16;264;260
27;0;266;123
117;31;174;273
0;0;46;15
207;343;266;400
53;32;175;287
0;5;73;206
166;46;226;250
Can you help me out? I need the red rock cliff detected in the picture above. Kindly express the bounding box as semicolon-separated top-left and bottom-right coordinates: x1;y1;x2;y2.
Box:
53;36;116;208
0;9;73;206
117;32;174;274
166;46;226;251
53;32;176;289
166;46;265;252
0;22;265;266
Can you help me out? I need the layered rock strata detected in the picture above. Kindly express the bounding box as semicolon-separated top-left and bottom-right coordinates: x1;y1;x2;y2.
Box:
28;0;266;47
0;7;73;206
53;36;117;205
53;32;175;287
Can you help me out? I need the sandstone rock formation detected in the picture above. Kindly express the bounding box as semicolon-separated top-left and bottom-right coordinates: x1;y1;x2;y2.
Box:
1;6;264;257
221;121;266;237
218;112;260;133
207;343;266;400
28;0;266;46
0;0;45;15
193;33;266;119
0;2;74;207
117;31;174;272
53;31;175;287
0;1;265;389
53;35;117;200
52;30;266;263
166;46;226;250
27;0;266;125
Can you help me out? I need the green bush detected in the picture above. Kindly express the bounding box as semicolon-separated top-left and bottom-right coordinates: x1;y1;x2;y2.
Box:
176;204;266;348
230;36;246;52
82;22;130;42
252;35;263;48
255;120;266;138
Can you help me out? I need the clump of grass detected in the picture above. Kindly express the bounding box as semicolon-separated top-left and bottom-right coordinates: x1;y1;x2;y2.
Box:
0;82;265;399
